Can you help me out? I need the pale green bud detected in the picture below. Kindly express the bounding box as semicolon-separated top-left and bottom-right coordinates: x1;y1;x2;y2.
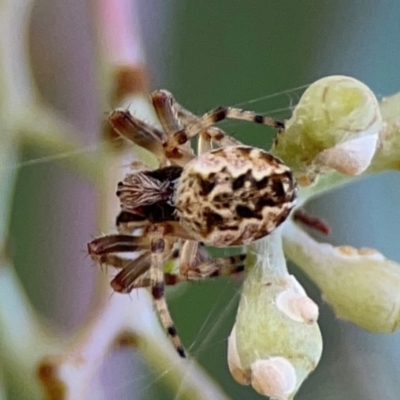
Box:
228;232;322;399
283;221;400;333
369;92;400;172
272;76;382;185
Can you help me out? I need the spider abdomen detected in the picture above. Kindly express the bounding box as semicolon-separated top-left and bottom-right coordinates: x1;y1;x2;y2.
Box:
175;146;297;246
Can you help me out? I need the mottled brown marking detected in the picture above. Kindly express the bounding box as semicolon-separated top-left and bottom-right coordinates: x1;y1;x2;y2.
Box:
205;210;224;233
171;248;180;258
164;274;180;285
236;205;260;219
213;107;228;122
152;283;164;299
198;177;216;196
174;130;188;145
151;238;165;253
232;173;248;190
177;346;186;358
255;175;270;191
238;147;252;157
214;193;233;202
254;115;264;124
214;131;224;141
164;146;182;159
218;225;239;231
167;326;178;336
270;176;285;198
175;146;296;246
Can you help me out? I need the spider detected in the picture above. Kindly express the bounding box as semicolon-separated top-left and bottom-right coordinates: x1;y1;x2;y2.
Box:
87;90;297;358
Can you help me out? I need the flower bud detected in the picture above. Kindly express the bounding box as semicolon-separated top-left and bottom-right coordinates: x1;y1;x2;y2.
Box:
283;221;400;332
369;92;400;172
228;233;323;399
272;75;382;184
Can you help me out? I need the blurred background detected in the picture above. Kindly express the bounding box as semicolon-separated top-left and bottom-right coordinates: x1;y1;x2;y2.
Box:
8;0;400;399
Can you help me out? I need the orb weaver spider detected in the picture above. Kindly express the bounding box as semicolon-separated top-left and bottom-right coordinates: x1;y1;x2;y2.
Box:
88;90;296;358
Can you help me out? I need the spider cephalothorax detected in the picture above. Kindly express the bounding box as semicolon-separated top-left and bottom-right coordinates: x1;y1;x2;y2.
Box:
117;166;183;222
88;90;296;358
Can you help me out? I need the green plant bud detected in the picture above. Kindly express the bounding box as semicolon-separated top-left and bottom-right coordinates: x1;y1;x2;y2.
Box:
369;92;400;172
272;76;382;185
283;221;400;333
228;233;322;399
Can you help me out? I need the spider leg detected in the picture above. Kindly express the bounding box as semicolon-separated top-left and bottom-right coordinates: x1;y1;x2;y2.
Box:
108;109;168;166
149;221;196;241
116;270;185;290
186;106;284;135
115;211;149;234
187;254;246;279
198;126;243;154
153;89;210;155
151;90;184;135
148;229;186;358
178;236;245;281
109;252;151;293
150;90;197;166
164;95;243;149
178;240;200;275
152;90;225;139
164;106;284;155
91;229;245;359
152;90;198;127
94;252;148;270
152;89;241;156
87;234;148;260
126;253;246;289
91;251;152;293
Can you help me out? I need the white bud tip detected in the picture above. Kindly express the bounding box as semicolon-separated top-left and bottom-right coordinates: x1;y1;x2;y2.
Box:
227;325;251;385
275;277;319;324
251;357;297;399
316;134;378;175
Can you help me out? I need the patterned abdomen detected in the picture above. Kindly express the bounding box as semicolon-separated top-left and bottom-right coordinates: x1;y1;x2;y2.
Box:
175;146;297;246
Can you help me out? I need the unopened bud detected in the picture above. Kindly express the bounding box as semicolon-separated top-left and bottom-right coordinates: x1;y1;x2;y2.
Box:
284;221;400;333
251;357;297;399
228;233;323;398
227;326;251;386
272;75;382;183
275;276;319;324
